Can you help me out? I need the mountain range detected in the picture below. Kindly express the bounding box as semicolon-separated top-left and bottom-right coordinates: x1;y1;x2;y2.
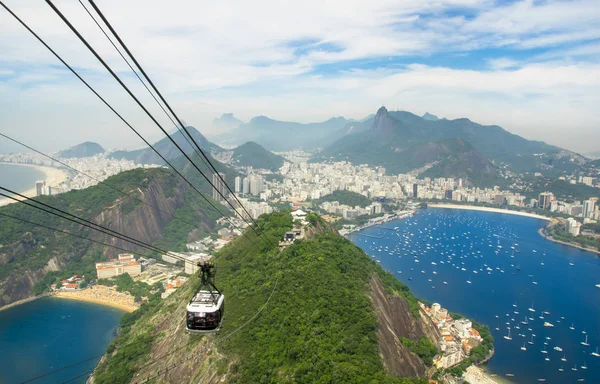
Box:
108;127;281;171
317;106;588;184
109;127;220;165
210;114;350;150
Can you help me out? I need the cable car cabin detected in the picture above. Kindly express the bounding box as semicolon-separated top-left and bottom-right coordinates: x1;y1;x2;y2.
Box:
186;290;224;333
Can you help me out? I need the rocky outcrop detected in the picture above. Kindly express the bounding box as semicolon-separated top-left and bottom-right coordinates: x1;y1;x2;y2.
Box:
0;170;217;308
370;274;441;378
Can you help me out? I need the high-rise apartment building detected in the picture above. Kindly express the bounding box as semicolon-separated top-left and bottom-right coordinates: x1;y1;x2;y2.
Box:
538;192;554;210
234;176;242;193
212;173;227;201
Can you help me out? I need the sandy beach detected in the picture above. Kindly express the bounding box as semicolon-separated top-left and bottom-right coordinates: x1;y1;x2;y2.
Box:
463;366;517;384
429;203;554;222
53;285;138;313
0;162;68;207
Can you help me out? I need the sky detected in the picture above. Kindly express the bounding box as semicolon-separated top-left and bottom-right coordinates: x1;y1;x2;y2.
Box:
0;0;599;154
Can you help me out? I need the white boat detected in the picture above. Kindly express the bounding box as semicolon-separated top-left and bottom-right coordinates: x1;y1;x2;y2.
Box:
554;346;563;352
596;284;600;288
581;335;590;347
504;329;512;341
521;343;527;351
528;335;535;345
541;345;548;354
569;323;575;330
591;347;599;357
558;366;564;372
543;322;554;327
561;355;567;362
581;362;587;370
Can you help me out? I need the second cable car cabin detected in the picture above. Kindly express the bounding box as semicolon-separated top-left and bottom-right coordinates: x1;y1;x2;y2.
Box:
186;262;224;333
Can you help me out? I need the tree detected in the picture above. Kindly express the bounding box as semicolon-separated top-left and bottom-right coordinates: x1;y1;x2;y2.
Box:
55;280;63;289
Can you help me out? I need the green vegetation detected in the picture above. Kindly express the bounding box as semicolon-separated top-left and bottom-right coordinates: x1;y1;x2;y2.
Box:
521;178;599;201
401;337;437;366
93;211;428;384
57;141;105;158
32;250;104;295
97;273;161;301
0;166;229;304
546;223;600;251
332;213;385;230
316;190;372;207
231;141;285;171
319;107;567;176
94;290;162;384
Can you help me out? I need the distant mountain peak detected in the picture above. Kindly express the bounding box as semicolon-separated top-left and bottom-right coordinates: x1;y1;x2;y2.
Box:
212;113;243;130
376;106;388;117
422;112;439;121
249;115;275;124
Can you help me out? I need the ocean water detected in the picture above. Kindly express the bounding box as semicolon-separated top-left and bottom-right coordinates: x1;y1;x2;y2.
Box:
0;297;124;384
0;163;45;203
350;208;600;384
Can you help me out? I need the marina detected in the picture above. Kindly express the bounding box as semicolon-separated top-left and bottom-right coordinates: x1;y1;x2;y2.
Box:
350;207;600;383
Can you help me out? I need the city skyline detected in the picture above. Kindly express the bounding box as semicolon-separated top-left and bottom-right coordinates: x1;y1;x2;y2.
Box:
0;0;598;154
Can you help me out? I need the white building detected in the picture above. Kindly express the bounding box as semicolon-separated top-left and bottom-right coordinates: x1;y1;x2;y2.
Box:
454;318;472;339
565;218;582;236
162;252;212;275
95;253;141;279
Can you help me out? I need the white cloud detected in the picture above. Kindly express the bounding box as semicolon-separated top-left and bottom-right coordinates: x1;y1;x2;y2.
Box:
0;0;599;153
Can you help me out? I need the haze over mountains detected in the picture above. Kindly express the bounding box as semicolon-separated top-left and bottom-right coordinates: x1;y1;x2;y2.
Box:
36;107;595;187
209;114;350;150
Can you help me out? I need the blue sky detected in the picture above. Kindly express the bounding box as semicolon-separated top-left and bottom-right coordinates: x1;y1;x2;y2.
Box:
0;0;599;153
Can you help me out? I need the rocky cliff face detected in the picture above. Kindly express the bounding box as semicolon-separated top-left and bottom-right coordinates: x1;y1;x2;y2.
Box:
370;275;441;377
0;170;217;307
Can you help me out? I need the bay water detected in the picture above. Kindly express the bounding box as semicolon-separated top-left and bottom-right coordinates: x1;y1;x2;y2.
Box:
350;207;600;383
0;297;124;384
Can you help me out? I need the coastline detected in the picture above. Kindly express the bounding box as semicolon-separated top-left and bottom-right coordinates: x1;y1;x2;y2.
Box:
428;203;554;222
0;292;54;313
464;366;509;384
538;227;600;255
0;162;68;207
53;285;138;313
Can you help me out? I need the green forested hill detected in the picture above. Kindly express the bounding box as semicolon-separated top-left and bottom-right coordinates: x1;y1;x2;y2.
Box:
0;164;230;306
57;141;105;158
109;126;222;165
230;141;285;171
316;190;372;207
93;212;429;384
320;107;584;178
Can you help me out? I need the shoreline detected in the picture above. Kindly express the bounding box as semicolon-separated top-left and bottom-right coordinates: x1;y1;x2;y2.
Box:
538;227;600;255
52;294;135;313
427;203;599;255
0;162;69;207
0;287;138;313
465;365;516;384
428;203;554;222
53;285;138;313
0;292;54;313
